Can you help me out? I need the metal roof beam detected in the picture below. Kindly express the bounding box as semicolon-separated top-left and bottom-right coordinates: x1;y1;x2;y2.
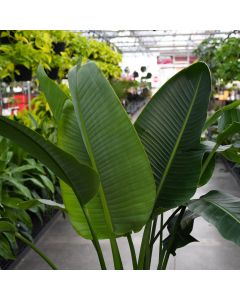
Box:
106;31;230;39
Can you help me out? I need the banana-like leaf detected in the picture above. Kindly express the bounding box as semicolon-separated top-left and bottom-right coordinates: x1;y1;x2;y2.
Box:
188;191;240;246
216;122;240;144
135;62;211;210
202;100;240;132
221;147;240;163
198;152;216;187
65;62;156;238
0;117;99;206
37;65;68;122
198;141;233;187
58;101;107;238
218;108;240;132
200;140;232;153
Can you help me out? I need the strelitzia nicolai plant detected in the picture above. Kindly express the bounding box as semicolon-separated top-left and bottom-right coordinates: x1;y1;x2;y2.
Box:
1;60;240;270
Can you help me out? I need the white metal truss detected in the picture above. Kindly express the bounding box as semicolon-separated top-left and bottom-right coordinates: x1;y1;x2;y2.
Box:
80;30;237;56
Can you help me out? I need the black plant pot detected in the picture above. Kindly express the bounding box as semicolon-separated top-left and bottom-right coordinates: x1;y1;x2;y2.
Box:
133;71;139;78
14;65;32;82
52;42;66;54
2;76;12;84
46;67;59;80
0;30;15;44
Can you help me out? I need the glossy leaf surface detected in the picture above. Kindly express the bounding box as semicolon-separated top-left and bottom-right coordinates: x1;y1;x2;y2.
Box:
0;117;99;206
188;191;240;246
63;62;156;238
202;100;240;132
135;62;211;210
37;65;68;122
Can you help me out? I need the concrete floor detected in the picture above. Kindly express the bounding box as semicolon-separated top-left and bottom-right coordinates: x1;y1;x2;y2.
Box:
11;160;240;270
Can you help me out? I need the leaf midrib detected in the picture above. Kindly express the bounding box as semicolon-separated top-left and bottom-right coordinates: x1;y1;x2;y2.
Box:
204;198;240;225
73;67;114;235
156;74;203;199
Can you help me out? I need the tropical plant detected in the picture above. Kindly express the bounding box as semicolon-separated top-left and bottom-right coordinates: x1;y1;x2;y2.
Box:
0;135;61;264
0;30;123;82
200;100;240;185
194;32;240;91
110;78;139;101
1;61;240;270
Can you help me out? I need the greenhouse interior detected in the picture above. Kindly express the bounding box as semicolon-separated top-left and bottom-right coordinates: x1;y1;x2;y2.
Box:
0;29;240;270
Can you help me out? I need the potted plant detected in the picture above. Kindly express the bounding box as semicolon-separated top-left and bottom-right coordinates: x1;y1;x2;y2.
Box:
1;62;240;270
0;30;16;44
50;30;69;54
0;54;15;82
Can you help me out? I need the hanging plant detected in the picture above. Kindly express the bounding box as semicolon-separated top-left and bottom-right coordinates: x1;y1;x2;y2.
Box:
14;64;32;81
0;31;16;45
52;42;66;54
46;67;59;80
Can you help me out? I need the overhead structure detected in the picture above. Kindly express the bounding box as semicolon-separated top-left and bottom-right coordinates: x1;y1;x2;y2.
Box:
80;30;234;56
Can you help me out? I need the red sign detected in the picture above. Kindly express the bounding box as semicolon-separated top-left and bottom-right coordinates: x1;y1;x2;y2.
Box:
157;56;173;64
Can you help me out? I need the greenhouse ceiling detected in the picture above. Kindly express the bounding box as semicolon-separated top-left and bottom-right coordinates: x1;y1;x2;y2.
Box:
80;30;236;56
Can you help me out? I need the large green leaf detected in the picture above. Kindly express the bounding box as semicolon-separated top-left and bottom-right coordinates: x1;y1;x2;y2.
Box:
135;62;211;210
37;65;68;122
188;191;240;246
0;117;99;206
216;122;240;144
198;141;232;187
218;108;240;132
221;147;240;163
202;100;240;132
198;152;216;187
64;62;156;238
58;101;107;239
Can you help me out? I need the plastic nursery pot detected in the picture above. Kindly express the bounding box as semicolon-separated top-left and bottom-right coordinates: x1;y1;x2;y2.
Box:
133;71;139;78
146;72;152;79
52;42;66;54
0;30;15;44
14;65;32;82
46;67;59;80
2;76;12;84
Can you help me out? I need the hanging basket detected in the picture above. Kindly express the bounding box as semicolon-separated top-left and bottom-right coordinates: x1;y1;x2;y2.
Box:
2;76;12;84
46;67;59;80
52;42;66;54
0;30;15;44
14;65;32;82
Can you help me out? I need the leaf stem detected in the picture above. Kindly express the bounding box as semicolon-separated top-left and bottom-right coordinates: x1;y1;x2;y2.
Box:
137;219;152;270
15;232;58;270
159;213;163;263
160;206;186;270
82;207;107;270
201;143;219;177
145;217;158;269
110;238;123;270
126;233;137;270
151;207;182;247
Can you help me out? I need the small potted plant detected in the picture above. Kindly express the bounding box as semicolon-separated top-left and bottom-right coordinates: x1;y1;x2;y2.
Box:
0;30;16;44
50;30;68;54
